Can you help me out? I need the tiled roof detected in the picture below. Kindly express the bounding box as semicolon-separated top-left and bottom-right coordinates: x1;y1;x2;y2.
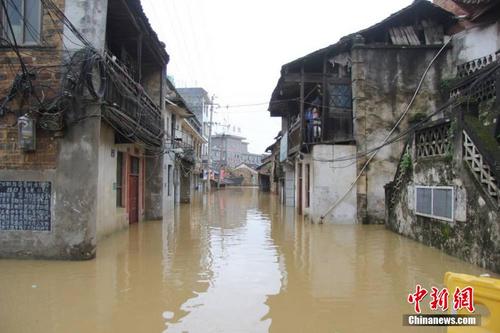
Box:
454;0;493;3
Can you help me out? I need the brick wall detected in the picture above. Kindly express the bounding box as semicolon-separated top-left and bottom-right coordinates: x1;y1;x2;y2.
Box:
0;113;58;169
0;0;65;170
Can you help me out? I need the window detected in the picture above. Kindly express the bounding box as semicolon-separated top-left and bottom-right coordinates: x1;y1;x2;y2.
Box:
415;186;454;221
1;0;41;45
328;83;352;109
116;152;124;207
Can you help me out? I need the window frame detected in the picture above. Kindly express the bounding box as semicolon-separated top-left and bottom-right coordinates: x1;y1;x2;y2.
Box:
1;0;43;46
414;185;454;222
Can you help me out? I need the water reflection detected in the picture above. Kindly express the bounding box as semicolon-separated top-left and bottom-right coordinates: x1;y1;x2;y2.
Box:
0;188;493;333
162;189;281;332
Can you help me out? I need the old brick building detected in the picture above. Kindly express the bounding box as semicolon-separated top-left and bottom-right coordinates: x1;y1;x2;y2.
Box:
0;0;169;259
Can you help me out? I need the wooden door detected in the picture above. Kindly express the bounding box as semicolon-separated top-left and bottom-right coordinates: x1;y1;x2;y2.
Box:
128;157;140;224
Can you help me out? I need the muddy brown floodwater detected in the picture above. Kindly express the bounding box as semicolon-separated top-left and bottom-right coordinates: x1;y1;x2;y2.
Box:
0;188;493;333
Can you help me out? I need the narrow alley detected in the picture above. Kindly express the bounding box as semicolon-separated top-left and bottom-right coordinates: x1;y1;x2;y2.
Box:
0;188;491;333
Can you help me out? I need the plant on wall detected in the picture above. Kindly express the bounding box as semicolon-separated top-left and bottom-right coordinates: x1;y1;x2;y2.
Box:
401;151;412;172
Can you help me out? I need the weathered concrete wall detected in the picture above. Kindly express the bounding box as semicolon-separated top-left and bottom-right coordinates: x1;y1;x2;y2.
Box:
63;0;109;52
0;112;102;259
96;123;128;240
296;155;312;217
145;154;163;220
452;22;500;64
310;145;358;224
142;69;163;108
387;155;500;273
162;109;176;212
162;157;175;216
352;45;454;223
174;168;181;203
284;164;295;207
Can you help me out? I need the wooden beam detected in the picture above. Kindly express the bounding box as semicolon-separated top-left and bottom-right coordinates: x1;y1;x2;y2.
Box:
137;34;143;83
118;0;141;31
283;72;350;84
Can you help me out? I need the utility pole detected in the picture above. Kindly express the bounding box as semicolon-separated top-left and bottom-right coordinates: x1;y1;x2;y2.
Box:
218;134;224;190
207;94;215;192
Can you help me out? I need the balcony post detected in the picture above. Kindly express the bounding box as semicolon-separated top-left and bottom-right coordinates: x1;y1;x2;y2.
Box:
300;63;304;147
322;53;327;142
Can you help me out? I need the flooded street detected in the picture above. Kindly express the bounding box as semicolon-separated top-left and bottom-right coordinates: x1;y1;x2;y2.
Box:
0;188;492;333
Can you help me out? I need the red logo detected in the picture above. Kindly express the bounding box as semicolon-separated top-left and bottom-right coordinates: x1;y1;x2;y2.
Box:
407;284;428;314
453;287;475;313
407;285;474;313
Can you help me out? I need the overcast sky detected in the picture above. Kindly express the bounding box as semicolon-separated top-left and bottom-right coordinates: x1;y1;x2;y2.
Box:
141;0;412;154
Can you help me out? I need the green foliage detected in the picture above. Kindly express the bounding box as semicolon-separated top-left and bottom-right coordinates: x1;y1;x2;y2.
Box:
439;78;457;95
409;112;427;124
465;115;500;159
401;152;412;172
441;223;451;240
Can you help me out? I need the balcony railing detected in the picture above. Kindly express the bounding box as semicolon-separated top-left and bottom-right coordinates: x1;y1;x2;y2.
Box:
415;121;451;158
187;116;202;135
287;118;302;155
103;52;164;148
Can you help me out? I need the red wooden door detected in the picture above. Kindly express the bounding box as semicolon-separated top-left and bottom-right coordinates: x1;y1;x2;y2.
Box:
128;157;140;224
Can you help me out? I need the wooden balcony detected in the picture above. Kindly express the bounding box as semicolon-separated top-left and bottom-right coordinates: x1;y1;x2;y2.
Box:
104;52;164;148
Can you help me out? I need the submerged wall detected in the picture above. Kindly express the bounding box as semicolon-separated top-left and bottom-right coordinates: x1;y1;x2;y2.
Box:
309;145;358;224
284;164;295;207
386;153;500;272
96;123;129;240
0;0;110;260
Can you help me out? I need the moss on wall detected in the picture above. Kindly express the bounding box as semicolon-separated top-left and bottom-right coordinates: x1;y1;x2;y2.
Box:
386;154;500;273
353;46;455;224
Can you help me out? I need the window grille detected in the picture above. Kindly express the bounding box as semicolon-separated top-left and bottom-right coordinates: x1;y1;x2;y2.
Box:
456;52;498;78
463;130;499;205
415;186;454;221
415;122;451;158
328;84;352;109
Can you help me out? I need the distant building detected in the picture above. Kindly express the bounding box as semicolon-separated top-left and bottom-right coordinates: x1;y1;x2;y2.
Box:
165;81;207;203
233;163;259;186
211;134;264;169
177;88;211;159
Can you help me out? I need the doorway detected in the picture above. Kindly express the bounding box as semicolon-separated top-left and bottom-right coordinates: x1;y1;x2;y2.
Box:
128;156;140;224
